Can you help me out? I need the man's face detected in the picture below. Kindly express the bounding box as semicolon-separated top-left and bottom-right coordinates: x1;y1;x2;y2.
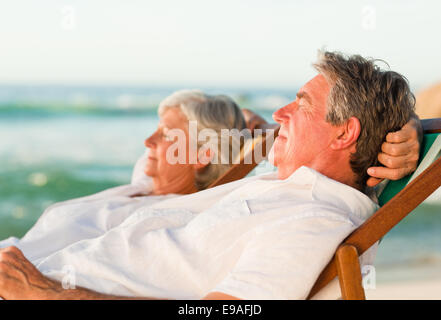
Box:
269;74;335;179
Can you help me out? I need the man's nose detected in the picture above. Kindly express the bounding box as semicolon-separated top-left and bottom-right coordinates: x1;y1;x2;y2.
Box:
273;102;293;124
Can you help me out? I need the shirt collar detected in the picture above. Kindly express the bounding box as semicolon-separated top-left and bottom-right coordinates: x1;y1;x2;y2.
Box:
286;166;379;221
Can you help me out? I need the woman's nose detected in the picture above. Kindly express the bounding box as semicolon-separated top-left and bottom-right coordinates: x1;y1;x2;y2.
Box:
144;131;158;148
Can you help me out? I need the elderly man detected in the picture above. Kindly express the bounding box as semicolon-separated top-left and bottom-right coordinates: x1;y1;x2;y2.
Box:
0;51;420;300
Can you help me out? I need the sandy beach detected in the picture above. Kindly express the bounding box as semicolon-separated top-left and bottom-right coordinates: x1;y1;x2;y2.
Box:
366;279;441;300
362;261;441;300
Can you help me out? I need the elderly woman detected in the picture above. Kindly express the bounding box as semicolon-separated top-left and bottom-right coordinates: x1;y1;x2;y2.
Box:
131;89;246;194
0;90;247;264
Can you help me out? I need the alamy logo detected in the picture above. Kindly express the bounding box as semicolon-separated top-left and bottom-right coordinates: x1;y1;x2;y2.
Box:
61;265;76;290
362;265;376;290
61;6;76;30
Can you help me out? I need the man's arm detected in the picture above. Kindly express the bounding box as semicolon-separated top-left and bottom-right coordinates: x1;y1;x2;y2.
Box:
0;246;159;300
204;214;355;300
0;246;239;300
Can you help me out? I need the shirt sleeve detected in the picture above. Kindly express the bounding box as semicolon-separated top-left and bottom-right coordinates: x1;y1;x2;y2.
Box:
211;212;356;300
0;237;19;249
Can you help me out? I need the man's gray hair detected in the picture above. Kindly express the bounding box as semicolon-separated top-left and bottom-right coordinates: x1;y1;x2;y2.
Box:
313;50;416;188
159;89;247;190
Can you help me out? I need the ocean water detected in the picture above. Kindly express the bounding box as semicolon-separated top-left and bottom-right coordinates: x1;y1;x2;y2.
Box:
1;85;440;283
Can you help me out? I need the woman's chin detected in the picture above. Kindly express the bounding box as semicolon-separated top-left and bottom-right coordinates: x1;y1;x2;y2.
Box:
144;167;156;178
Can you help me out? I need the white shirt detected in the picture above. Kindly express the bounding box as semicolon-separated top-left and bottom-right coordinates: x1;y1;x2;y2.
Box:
36;166;379;300
0;176;177;264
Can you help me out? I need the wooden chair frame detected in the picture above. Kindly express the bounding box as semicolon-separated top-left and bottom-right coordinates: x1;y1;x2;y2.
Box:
307;118;441;300
209;127;280;188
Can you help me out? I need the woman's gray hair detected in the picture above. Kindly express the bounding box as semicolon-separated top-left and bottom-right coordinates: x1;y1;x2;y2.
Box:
158;89;247;190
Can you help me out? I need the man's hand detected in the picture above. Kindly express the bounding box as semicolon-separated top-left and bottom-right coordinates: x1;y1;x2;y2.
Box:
367;117;422;187
0;246;160;300
242;109;268;131
242;109;280;133
0;246;61;300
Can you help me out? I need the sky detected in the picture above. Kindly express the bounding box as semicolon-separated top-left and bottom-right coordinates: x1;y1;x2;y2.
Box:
0;0;440;91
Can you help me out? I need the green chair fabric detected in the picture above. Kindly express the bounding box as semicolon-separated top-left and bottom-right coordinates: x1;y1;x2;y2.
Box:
378;133;441;206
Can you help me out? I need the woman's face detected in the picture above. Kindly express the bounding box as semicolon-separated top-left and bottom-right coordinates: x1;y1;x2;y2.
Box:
144;107;198;194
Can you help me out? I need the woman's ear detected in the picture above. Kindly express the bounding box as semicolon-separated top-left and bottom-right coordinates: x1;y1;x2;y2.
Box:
330;116;361;150
193;147;214;170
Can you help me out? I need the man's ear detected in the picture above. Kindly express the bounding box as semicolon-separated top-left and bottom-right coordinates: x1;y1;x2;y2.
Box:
330;116;361;150
193;147;214;170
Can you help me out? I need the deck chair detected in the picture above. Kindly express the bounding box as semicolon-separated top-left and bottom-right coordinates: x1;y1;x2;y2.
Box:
208;126;280;188
307;117;441;300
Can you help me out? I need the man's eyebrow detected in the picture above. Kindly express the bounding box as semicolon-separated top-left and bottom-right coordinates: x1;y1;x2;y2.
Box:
296;91;312;104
